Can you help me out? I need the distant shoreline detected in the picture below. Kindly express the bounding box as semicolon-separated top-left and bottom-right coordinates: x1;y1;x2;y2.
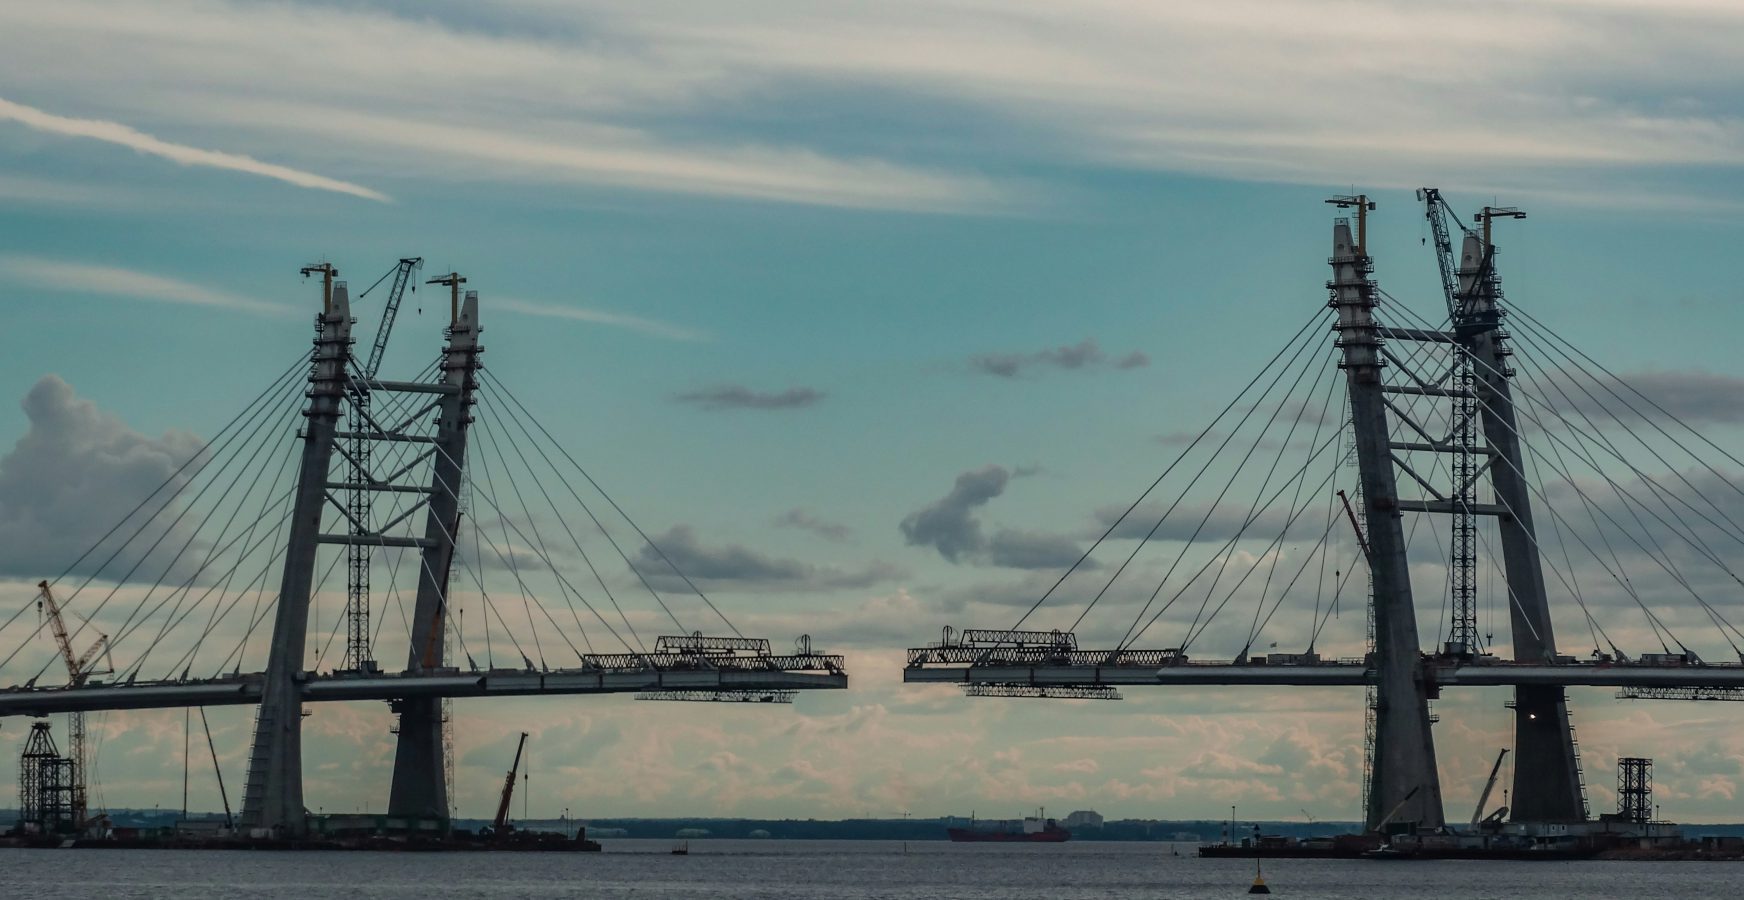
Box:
31;809;1744;843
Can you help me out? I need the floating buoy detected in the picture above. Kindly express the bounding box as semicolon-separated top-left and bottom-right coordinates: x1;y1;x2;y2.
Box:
1248;873;1272;894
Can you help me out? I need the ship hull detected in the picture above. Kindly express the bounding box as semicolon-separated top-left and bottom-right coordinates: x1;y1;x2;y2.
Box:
947;827;1070;843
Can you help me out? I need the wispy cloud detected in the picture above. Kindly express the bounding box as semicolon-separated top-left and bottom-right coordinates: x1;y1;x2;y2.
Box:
773;508;852;542
1;255;284;316
0;95;388;202
4;2;1744;211
495;297;708;342
674;385;825;411
969;338;1149;378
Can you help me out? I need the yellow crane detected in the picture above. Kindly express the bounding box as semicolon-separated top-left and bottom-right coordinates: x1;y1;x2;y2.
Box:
36;580;113;828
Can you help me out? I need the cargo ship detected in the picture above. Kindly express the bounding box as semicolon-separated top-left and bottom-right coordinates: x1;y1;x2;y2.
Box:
947;812;1070;843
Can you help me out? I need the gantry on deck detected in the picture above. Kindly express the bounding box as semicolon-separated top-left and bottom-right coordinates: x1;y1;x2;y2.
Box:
903;628;1744;691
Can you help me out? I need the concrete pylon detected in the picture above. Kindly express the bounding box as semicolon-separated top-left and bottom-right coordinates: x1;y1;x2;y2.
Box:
1328;219;1445;832
387;290;481;821
239;285;353;835
1455;234;1585;822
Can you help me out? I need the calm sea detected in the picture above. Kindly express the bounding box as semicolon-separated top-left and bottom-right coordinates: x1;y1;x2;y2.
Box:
1;839;1735;899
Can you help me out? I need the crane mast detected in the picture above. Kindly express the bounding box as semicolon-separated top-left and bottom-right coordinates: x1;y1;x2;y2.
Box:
344;257;423;672
36;580;112;829
1418;189;1481;656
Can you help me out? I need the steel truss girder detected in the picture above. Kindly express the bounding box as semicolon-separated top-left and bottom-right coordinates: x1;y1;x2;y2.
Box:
901;658;1744;690
0;667;848;717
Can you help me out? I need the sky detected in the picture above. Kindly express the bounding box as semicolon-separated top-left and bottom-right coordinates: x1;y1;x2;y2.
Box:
4;0;1744;826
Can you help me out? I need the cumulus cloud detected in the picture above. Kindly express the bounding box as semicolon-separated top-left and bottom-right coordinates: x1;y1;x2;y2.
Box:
636;524;899;592
968;338;1149;379
772;508;852;542
901;465;1009;563
674;385;824;411
0;375;206;579
900;465;1089;569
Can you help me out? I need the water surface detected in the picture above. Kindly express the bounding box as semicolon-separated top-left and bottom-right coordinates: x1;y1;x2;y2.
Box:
2;839;1734;898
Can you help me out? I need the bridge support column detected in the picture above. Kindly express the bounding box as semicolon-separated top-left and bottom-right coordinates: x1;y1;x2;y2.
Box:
1329;217;1445;832
239;285;353;835
1456;234;1586;822
387;291;481;821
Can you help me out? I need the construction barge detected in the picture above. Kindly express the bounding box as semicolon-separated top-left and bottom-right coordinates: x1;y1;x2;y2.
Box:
8;722;599;852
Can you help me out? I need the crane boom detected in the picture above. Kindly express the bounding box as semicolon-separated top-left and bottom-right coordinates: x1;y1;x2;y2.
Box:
1471;748;1510;828
363;257;423;378
1416;188;1465;320
36;580;112;830
36;581;108;685
493;732;530;832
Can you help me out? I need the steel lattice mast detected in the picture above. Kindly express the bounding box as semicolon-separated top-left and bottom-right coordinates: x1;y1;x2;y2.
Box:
345;257;422;672
1418;189;1482;655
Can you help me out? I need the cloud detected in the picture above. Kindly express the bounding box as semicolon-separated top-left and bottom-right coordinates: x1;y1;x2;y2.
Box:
900;465;1089;570
0;375;206;580
986;529;1088;570
901;465;1010;563
1;255;284;316
969;338;1149;378
772;508;852;542
636;524;899;592
1531;367;1744;427
495;296;708;342
5;1;1744;214
674;385;825;411
0;95;387;202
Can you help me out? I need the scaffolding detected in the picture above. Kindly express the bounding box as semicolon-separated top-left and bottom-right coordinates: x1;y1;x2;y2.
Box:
1618;757;1652;824
18;721;74;834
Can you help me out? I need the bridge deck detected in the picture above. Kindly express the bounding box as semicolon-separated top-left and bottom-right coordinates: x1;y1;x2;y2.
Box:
904;651;1744;690
0;661;847;717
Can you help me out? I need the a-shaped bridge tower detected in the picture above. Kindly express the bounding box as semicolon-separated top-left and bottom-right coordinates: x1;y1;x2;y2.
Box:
906;194;1744;832
1;262;847;837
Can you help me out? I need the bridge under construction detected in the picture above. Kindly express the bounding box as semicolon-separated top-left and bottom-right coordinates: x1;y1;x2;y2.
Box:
0;261;846;838
906;190;1744;833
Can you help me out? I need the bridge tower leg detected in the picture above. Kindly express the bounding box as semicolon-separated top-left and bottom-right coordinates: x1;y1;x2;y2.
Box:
239;284;353;835
1456;234;1586;822
387;291;481;821
1328;215;1445;832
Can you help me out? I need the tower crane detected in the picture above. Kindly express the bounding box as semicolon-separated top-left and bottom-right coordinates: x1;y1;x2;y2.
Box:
343;257;423;672
36;580;113;829
426;271;467;327
1417;189;1483;658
